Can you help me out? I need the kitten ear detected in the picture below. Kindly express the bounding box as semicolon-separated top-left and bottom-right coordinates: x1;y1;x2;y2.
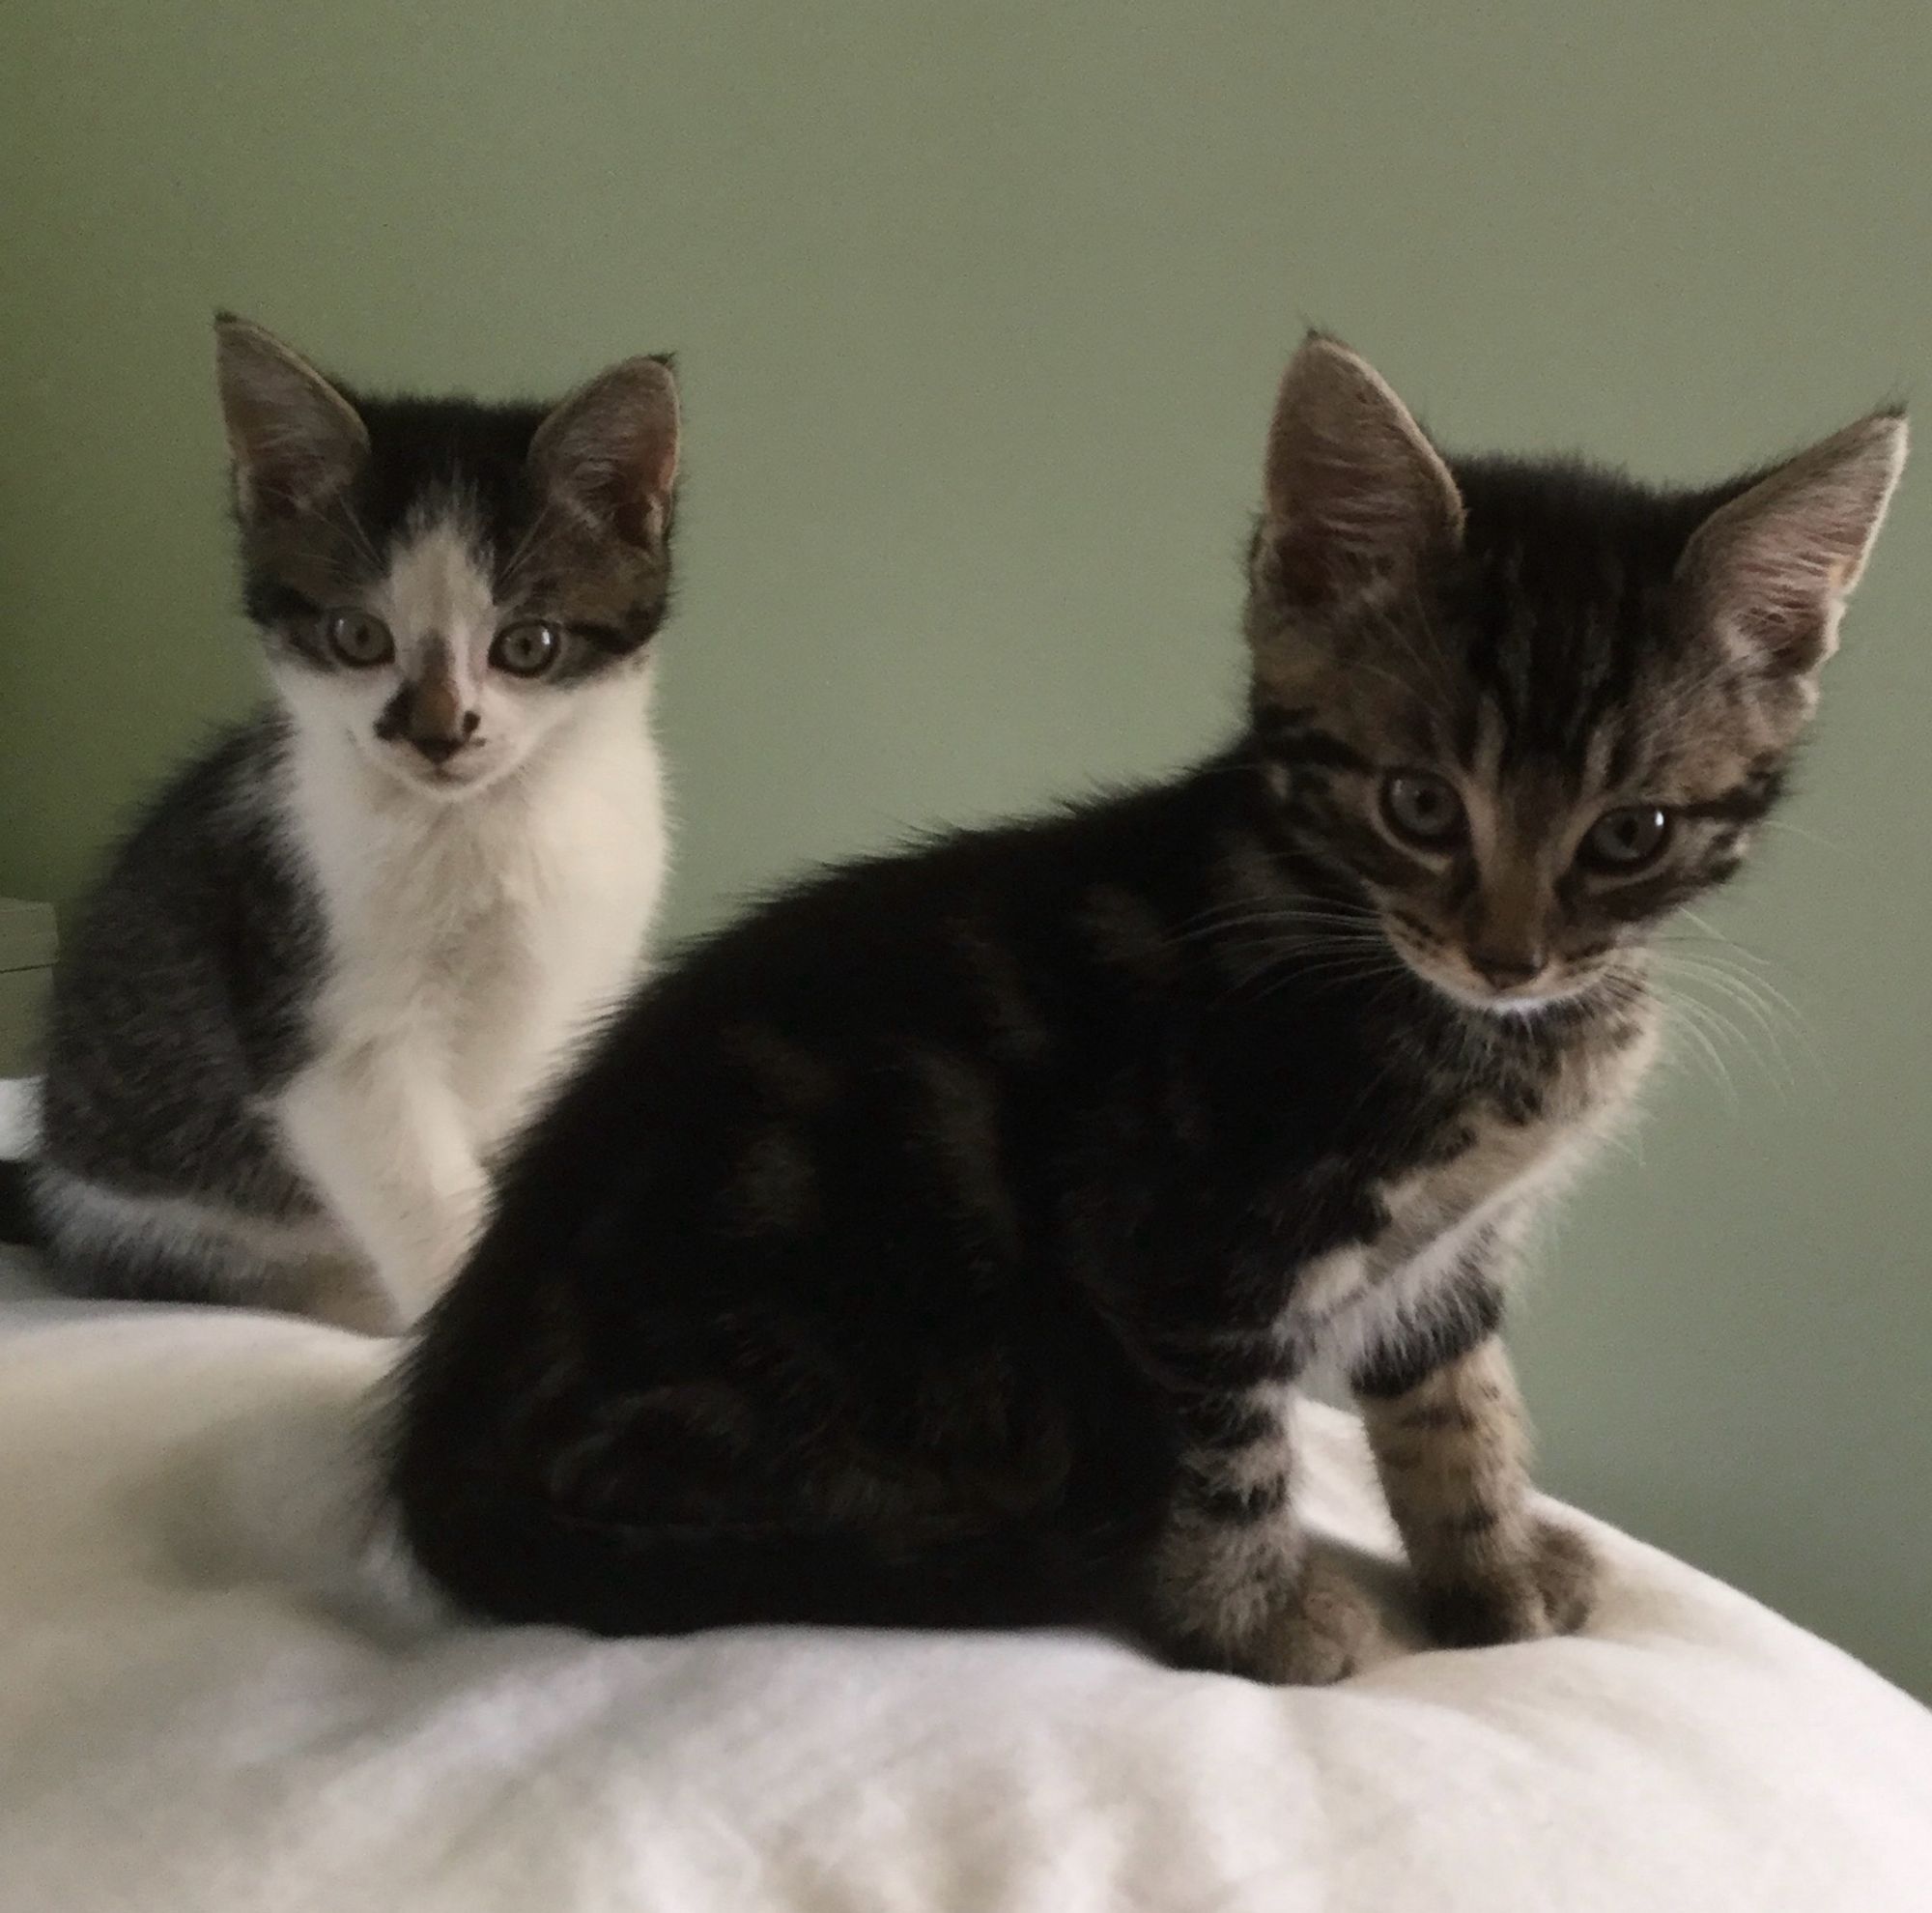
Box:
529;357;680;550
1260;333;1464;609
213;314;368;521
1678;410;1908;677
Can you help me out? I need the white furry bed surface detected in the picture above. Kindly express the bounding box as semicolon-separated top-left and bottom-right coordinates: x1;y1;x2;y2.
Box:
0;1265;1927;1910
2;1073;1929;1912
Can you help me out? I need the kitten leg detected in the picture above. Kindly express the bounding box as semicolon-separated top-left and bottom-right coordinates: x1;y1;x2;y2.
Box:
1145;1385;1386;1684
277;1047;488;1321
1352;1290;1597;1646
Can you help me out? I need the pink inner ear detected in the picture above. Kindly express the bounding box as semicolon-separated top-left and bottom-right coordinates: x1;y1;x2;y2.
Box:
609;427;677;545
1712;528;1841;668
1264;426;1459;609
1685;415;1906;675
534;363;679;547
216;324;368;515
239;431;341;513
1261;341;1463;607
647;441;678;505
614;484;665;549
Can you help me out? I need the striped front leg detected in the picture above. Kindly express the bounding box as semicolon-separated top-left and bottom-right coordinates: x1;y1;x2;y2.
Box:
1351;1277;1598;1646
1145;1382;1385;1685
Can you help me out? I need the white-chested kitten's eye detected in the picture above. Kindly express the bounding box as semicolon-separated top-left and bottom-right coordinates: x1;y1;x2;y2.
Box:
323;608;394;668
490;619;564;678
1578;805;1672;873
1379;770;1465;849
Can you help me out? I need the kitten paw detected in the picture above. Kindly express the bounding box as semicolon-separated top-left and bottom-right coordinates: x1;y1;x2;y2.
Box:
1191;1555;1389;1685
1421;1516;1599;1647
1528;1518;1598;1634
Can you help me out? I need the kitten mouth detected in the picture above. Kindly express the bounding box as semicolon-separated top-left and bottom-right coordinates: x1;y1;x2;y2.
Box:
373;744;497;799
420;760;497;798
1429;967;1599;1017
1381;933;1592;1017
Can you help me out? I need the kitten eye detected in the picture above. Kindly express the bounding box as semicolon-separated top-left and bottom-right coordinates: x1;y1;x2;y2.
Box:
1379;771;1466;849
491;619;563;678
323;609;394;668
1579;805;1673;873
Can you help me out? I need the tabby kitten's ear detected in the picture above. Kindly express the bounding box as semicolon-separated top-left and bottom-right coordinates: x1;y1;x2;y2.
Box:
213;314;369;522
1260;332;1464;613
529;357;680;551
1678;409;1908;682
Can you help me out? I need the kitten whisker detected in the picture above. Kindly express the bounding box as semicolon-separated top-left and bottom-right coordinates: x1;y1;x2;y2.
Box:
1655;993;1743;1111
1758;816;1857;860
1672;908;1780;970
1648;948;1816;1085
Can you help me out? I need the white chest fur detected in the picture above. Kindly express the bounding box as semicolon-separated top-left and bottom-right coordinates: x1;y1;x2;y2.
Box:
272;679;667;1315
1305;1010;1661;1372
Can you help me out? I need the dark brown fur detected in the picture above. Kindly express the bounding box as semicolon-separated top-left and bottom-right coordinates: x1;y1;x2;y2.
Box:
392;337;1904;1681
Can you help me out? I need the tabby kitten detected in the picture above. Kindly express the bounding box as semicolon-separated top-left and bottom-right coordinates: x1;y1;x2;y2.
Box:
394;336;1903;1679
33;317;680;1332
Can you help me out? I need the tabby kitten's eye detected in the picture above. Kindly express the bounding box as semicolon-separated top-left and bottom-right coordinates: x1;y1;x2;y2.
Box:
1380;771;1466;849
491;619;563;678
323;609;394;669
1579;805;1672;873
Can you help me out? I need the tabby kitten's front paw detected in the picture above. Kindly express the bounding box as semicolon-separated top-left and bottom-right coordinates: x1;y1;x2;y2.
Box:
1421;1516;1599;1648
1172;1555;1388;1686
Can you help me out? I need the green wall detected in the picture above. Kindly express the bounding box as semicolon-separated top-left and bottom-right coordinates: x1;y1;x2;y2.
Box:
4;3;1927;1695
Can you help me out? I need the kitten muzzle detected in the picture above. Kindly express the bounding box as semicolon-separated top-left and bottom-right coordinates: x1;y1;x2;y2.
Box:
376;659;480;764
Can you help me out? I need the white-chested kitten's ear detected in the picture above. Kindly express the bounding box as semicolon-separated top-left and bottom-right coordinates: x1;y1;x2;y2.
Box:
1678;409;1907;677
529;356;680;550
1260;332;1464;611
213;314;368;522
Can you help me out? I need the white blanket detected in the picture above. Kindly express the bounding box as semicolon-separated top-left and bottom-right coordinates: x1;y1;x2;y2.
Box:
2;1061;1928;1911
2;1263;1928;1911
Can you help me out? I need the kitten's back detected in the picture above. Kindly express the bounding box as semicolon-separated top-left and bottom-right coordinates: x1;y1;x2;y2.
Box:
35;713;328;1262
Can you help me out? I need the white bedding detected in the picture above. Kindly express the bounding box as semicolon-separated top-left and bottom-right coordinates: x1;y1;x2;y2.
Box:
2;1082;1929;1910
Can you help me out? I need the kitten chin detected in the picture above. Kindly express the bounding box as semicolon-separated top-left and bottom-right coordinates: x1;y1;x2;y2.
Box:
1383;933;1629;1018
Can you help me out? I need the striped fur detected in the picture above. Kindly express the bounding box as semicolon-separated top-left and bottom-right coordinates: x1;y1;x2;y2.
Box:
392;336;1904;1680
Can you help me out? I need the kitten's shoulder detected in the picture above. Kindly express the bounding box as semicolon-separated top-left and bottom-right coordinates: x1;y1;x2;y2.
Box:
101;707;295;874
56;704;317;985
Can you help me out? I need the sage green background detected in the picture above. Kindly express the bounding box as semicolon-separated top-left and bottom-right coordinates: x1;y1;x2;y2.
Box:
3;3;1927;1696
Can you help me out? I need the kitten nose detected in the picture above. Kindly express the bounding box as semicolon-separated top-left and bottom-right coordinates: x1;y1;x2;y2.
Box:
406;708;479;763
1469;948;1546;990
385;640;480;764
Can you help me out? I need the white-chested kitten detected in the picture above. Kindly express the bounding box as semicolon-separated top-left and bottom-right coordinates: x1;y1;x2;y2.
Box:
32;316;680;1331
